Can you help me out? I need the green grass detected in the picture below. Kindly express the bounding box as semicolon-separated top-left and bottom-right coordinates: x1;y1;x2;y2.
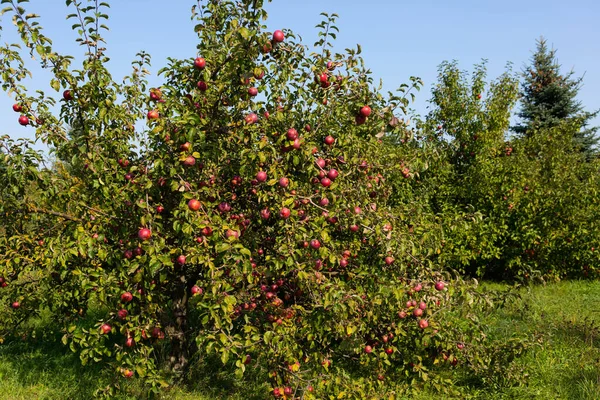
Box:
1;281;599;399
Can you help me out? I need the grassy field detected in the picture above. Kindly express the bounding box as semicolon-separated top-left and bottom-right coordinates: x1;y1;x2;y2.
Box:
0;281;599;399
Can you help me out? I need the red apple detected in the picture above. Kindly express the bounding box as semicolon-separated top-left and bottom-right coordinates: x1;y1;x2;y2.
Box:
12;103;22;112
194;57;206;69
122;369;134;378
272;30;284;43
18;115;29;126
310;239;321;249
117;309;128;320
364;345;373;354
11;301;20;309
156;205;164;214
320;177;332;187
384;256;394;265
256;171;267;182
418;319;429;329
279;207;291;219
138;228;151;241
191;285;203;295
63;89;73;101
100;323;112;334
286;128;298;141
279;177;289;188
125;337;135;347
245;113;258;124
327;169;339;180
121;292;133;302
188;199;201;211
147;110;159;120
360;106;372;117
183;155;196;166
197;81;208;91
176;255;186;265
435;281;445;291
324;135;335;146
248;87;258;97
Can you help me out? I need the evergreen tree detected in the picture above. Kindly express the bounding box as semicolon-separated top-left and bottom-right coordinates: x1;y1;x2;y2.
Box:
513;37;599;157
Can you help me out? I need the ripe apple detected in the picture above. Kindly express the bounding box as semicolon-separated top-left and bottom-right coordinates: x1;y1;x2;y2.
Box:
279;207;291;219
100;323;112;334
121;292;133;302
147;110;159;120
248;87;258;97
183;155;196;166
384;256;394;265
122;369;134;378
310;239;321;249
286;128;298;140
360;105;372;117
188;199;201;211
245;113;258;124
279;177;289;188
12;103;22;112
319;197;329;206
138;228;151;241
355;114;366;125
385;348;394;355
316;158;326;169
398;310;407;319
349;224;359;232
418;319;429;329
435;281;445;291
149;88;162;101
18;115;29;126
191;285;203;295
272;30;284;43
156;205;164;214
324;135;335;146
197;81;208;91
125;337;135;347
320;177;332;187
133;247;143;257
176;255;186;265
364;345;373;354
413;308;423;317
260;208;270;219
194;57;206;69
117;309;128;320
283;387;293;396
11;301;20;309
327;61;335;71
413;283;422;292
256;171;267;182
180;142;191;151
327;169;338;180
63;89;73;101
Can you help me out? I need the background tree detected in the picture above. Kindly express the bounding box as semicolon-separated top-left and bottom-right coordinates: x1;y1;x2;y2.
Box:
512;37;599;158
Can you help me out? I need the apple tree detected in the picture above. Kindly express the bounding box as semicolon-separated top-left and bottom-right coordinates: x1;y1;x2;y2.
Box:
0;0;531;397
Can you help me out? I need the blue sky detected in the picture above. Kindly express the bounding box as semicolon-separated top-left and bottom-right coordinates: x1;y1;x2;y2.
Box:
1;0;598;150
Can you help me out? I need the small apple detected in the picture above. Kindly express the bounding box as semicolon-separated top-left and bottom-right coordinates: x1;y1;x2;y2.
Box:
191;285;203;295
279;177;289;188
122;369;134;378
63;90;73;101
117;309;128;320
360;105;372;117
384;256;394;265
272;30;284;43
418;319;429;329
183;155;196;166
320;177;332;187
248;87;258;97
180;142;191;151
279;207;291;219
197;81;208;91
147;110;159;120
256;171;267;182
245;113;258;124
156;205;165;214
188;199;201;211
18;115;29;126
12;104;22;112
121;292;133;302
138;228;151;241
194;57;206;69
310;239;321;249
176;255;186;265
324;135;335;146
286;128;298;140
327;169;338;180
434;281;445;291
364;345;373;354
11;301;20;309
149;88;162;101
125;337;135;347
100;323;112;334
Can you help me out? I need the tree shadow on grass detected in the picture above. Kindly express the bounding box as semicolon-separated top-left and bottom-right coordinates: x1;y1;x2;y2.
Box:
0;337;111;400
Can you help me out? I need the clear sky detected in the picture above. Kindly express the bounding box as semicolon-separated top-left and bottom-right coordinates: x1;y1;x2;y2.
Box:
1;0;598;151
